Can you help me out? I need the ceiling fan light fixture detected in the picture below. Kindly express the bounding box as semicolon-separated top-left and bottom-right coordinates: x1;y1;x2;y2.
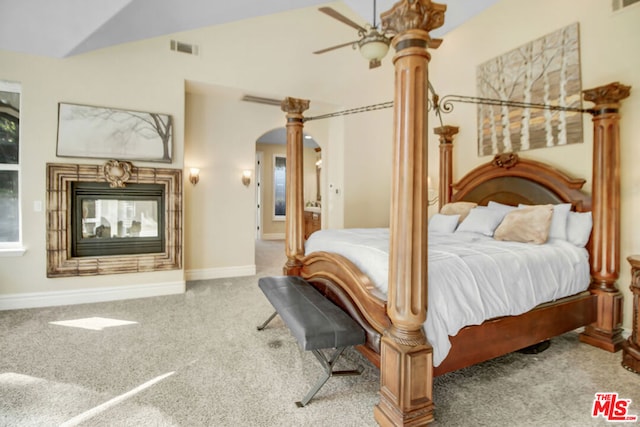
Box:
358;30;390;62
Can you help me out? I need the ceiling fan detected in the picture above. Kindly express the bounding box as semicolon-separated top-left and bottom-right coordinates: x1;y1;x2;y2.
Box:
313;1;393;69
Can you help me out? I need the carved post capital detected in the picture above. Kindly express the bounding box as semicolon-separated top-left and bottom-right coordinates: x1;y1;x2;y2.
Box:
281;97;310;116
381;0;447;35
583;82;631;111
434;125;459;144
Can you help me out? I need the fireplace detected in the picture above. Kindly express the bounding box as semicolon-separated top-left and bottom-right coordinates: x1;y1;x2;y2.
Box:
46;161;182;277
71;182;165;257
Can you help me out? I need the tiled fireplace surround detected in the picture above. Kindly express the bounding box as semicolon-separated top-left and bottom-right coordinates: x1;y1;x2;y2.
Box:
46;161;182;277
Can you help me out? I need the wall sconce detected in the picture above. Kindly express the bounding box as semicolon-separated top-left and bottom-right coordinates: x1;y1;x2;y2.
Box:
189;168;200;185
242;170;252;187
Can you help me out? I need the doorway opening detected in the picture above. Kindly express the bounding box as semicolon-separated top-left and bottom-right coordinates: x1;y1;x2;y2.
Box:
254;127;321;243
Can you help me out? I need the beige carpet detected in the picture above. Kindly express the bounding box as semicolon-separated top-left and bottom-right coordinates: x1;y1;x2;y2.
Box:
0;239;638;426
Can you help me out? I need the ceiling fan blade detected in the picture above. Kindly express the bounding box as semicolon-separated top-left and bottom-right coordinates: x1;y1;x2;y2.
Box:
318;7;367;33
313;40;357;55
369;59;382;69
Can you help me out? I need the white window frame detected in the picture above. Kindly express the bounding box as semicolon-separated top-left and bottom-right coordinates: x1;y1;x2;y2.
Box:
0;80;25;256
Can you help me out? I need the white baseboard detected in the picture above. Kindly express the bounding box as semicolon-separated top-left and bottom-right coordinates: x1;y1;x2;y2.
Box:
0;281;186;311
261;233;285;240
185;265;256;281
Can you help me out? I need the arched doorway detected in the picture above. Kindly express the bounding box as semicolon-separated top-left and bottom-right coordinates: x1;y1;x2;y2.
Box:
254;127;321;241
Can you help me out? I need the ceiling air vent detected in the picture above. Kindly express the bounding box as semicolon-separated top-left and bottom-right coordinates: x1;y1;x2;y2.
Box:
241;95;282;107
170;40;199;55
612;0;640;11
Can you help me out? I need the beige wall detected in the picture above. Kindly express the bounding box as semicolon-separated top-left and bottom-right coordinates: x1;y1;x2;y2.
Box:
183;88;261;275
343;107;393;228
0;48;187;299
182;82;334;278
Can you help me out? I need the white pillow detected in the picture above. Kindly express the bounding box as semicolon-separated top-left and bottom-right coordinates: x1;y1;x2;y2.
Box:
428;213;460;233
566;211;592;247
519;203;571;241
455;207;506;237
487;201;517;215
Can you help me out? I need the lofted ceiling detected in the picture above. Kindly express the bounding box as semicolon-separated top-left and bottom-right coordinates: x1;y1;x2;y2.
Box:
0;0;498;58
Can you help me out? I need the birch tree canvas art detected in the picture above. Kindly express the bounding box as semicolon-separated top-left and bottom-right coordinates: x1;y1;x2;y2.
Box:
57;103;173;162
477;23;583;156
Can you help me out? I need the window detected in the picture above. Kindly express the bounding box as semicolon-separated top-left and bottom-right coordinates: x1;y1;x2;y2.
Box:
0;81;22;254
273;155;286;221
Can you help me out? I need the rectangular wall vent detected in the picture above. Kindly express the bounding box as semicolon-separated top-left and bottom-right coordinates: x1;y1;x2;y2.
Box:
241;94;282;107
170;40;199;55
612;0;640;11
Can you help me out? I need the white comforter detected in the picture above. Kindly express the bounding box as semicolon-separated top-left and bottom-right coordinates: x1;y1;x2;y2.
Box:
304;228;590;366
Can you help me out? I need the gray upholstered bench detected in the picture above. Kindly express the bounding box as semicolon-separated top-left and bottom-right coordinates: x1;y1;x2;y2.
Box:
257;275;365;407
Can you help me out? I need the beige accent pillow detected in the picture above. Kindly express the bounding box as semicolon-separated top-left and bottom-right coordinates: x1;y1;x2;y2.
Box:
494;204;553;244
440;202;478;222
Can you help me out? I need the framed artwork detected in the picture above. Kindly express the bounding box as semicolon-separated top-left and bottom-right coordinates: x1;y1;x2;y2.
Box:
57;103;173;163
477;23;583;156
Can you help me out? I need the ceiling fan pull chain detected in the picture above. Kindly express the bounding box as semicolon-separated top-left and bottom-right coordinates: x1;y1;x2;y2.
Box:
373;0;377;28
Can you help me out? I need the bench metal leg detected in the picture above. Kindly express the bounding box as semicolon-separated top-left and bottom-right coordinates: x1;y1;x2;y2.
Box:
256;311;277;331
295;347;364;407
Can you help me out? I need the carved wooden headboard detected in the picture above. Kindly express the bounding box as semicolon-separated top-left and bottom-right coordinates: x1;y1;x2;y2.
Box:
450;153;591;212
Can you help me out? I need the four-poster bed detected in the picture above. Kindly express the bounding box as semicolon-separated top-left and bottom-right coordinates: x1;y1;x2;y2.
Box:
277;1;630;425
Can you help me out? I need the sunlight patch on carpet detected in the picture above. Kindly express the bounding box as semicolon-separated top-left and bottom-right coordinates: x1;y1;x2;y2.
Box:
0;372;45;386
49;317;138;331
60;371;175;427
0;372;176;426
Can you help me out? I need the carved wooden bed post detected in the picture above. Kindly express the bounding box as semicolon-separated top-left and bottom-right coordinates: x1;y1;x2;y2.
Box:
374;1;445;426
434;125;458;209
281;97;310;276
579;82;630;352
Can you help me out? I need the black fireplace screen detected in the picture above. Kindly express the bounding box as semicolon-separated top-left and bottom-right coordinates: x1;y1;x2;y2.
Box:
71;182;165;257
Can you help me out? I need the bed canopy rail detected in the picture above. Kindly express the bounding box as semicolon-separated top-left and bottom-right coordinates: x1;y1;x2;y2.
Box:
433;92;594;116
279;0;629;423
